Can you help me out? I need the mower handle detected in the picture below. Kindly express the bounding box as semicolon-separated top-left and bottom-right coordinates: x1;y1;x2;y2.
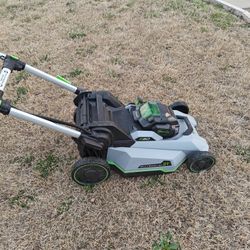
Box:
0;52;83;140
0;52;82;98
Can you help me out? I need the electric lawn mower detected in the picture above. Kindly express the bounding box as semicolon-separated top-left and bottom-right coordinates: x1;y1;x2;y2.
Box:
0;53;216;186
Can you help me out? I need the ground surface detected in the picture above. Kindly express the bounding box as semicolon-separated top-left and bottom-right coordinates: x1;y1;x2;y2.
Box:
0;0;249;249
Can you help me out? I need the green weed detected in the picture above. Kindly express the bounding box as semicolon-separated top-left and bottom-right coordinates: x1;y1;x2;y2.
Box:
163;0;185;12
144;10;161;19
107;68;121;78
34;153;60;178
0;0;7;6
69;31;86;39
69;68;82;77
152;232;181;250
163;0;237;28
57;197;73;215
9;190;35;209
235;146;250;163
210;12;236;29
111;56;124;65
162;74;177;83
192;0;210;11
10;154;35;166
17;86;28;97
240;23;250;29
200;26;209;32
67;69;90;77
40;54;50;62
22;14;41;22
5;1;45;16
6;4;19;11
14;86;28;104
66;0;76;13
15;71;29;83
126;0;136;8
103;12;116;20
76;44;98;57
219;64;235;71
83;185;95;193
141;176;165;188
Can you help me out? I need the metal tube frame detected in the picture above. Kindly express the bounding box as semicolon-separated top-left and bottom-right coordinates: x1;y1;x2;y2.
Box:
0;52;82;139
24;64;78;93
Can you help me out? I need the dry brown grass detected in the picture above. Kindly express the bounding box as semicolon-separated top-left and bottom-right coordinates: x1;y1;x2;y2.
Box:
0;0;249;249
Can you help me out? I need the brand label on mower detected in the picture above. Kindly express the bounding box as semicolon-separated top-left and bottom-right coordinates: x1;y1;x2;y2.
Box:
138;161;172;168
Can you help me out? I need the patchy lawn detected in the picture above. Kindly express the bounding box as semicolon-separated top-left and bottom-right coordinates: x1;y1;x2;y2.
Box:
0;0;249;249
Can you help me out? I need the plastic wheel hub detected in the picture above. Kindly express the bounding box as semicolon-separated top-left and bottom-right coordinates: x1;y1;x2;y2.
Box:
74;164;108;184
187;151;216;173
193;157;214;171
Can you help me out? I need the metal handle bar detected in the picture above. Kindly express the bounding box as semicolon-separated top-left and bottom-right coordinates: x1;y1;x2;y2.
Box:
0;52;81;97
0;52;82;139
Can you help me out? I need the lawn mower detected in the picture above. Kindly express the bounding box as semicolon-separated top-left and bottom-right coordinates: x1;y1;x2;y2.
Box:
0;53;216;186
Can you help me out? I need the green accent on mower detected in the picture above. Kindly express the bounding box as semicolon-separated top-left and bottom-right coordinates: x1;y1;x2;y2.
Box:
140;101;161;119
56;75;71;85
10;55;19;60
107;160;180;174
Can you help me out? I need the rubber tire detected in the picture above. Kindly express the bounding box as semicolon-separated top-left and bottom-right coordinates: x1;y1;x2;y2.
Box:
170;101;189;114
71;157;110;186
186;151;216;173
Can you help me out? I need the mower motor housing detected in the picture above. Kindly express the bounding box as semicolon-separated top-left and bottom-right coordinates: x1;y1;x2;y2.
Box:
73;91;179;159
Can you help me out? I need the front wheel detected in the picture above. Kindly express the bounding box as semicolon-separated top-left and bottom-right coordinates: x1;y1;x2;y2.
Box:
71;157;110;186
186;151;216;173
170;101;189;114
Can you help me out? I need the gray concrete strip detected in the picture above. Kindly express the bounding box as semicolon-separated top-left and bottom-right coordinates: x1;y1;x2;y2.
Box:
224;0;250;9
207;0;250;23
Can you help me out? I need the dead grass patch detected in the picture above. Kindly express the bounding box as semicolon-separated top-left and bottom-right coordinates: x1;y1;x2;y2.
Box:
0;0;249;249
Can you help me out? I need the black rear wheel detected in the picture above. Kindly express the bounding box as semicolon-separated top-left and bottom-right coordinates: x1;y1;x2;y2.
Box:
71;157;110;186
170;101;189;114
186;151;216;173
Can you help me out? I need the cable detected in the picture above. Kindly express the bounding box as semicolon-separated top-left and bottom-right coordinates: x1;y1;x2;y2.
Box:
10;105;91;134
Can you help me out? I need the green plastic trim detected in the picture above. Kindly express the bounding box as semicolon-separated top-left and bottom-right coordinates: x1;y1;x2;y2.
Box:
10;55;19;60
56;75;72;85
107;160;183;174
157;129;171;136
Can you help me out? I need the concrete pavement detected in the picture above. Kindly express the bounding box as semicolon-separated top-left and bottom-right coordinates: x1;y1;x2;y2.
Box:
224;0;250;9
207;0;250;23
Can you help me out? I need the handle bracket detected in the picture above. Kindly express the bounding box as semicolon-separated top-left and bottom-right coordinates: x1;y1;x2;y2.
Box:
3;55;26;72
